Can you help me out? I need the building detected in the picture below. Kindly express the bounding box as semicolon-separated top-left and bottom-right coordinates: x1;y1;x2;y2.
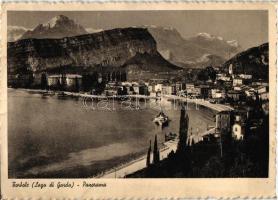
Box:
132;84;140;94
239;74;252;80
215;111;231;136
232;123;244;140
148;84;155;93
190;87;201;97
154;83;163;92
47;74;82;90
252;81;268;87
161;84;175;95
253;85;268;94
216;73;231;82
231;110;247;140
233;78;243;86
139;84;149;95
210;89;225;99
233;86;242;91
175;82;183;94
186;84;201;97
65;74;82;87
48;75;61;86
185;83;195;93
104;82;120;96
228;64;233;75
227;90;242;101
245;89;256;98
199;85;210;99
259;92;269;100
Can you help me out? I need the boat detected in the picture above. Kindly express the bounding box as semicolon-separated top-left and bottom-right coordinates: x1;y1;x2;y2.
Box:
153;111;169;126
165;132;177;141
42;90;55;96
57;91;68;99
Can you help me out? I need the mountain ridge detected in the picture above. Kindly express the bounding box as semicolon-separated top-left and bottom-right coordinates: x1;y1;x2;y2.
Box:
20;15;88;40
8;27;182;87
222;42;268;80
8;15;242;69
146;26;241;68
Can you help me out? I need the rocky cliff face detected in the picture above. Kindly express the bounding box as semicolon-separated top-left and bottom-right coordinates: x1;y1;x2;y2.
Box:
222;43;268;80
8;27;180;86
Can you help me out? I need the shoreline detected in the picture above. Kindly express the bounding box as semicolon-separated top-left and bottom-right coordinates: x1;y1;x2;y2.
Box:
8;88;220;178
8;87;234;112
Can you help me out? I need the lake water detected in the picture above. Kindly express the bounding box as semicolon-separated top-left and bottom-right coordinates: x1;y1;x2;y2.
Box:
8;89;215;178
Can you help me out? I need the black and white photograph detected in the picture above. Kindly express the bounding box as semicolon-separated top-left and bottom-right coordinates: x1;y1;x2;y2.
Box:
7;10;269;179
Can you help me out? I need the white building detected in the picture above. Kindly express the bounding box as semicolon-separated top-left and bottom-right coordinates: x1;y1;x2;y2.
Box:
254;85;267;94
233;78;243;86
228;64;233;75
186;83;195;94
239;74;252;80
154;83;163;92
216;73;231;82
161;85;175;95
232;123;244;140
211;89;225;99
47;74;82;87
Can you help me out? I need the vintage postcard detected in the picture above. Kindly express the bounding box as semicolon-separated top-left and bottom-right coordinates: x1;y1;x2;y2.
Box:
0;2;276;199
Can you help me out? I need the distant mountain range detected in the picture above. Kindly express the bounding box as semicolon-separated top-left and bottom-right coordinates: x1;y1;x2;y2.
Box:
146;26;241;68
8;26;30;42
8;15;242;68
20;15;88;40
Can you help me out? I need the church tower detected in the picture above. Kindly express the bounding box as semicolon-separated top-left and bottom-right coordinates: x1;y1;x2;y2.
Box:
228;64;233;75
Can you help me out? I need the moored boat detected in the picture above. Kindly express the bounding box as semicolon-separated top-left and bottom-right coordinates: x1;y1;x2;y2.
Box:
153;111;169;126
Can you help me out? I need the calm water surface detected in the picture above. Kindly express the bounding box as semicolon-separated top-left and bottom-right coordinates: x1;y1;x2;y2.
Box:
8;89;215;178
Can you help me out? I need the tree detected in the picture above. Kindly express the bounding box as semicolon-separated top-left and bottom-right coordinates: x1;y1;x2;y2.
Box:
75;77;80;92
153;135;160;164
146;140;152;167
206;66;216;81
177;103;189;155
41;73;48;90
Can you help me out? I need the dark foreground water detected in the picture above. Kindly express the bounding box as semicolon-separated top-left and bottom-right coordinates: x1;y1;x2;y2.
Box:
8;89;215;178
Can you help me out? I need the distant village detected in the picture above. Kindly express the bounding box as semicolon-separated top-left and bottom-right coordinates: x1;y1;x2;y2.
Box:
34;63;268;101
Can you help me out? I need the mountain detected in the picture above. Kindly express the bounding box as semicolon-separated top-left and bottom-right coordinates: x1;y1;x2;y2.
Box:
8;26;30;42
222;43;268;80
146;26;241;68
8;27;181;87
9;16;241;68
20;15;88;40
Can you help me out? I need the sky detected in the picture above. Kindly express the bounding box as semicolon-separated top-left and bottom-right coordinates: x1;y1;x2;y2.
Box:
8;10;268;50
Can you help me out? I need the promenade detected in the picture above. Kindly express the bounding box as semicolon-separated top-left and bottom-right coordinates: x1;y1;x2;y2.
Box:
16;88;233;113
95;140;178;178
97;129;217;178
163;94;234;112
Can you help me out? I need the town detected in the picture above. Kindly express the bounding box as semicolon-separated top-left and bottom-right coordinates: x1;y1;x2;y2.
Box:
7;13;269;179
11;61;268;178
